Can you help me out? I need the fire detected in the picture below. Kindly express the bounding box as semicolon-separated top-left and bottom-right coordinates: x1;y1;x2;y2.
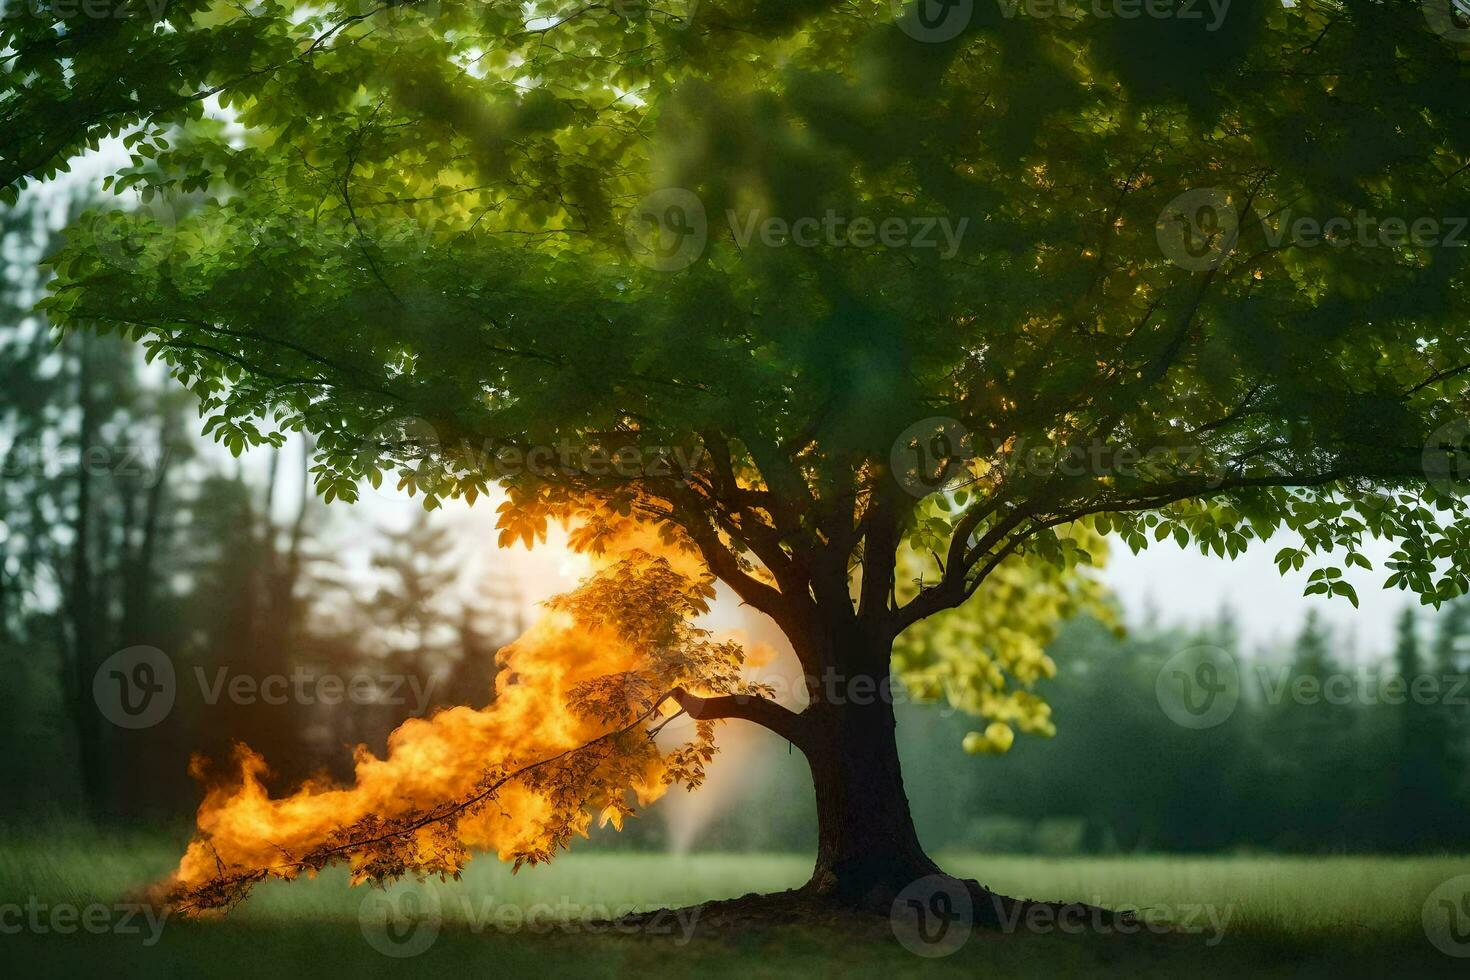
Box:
163;522;759;912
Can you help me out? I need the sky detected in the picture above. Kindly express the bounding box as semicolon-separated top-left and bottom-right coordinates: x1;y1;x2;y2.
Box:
1102;533;1413;661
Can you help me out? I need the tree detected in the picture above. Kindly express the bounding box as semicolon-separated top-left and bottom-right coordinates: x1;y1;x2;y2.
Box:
1389;606;1447;847
37;1;1470;918
0;1;396;197
1429;596;1470;835
1259;611;1359;848
2;191;201;817
364;512;462;677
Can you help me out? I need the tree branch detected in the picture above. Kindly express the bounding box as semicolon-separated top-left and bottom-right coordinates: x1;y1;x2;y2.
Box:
670;687;810;751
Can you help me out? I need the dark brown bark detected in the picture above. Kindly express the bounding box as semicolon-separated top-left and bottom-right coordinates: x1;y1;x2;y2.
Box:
801;688;942;908
678;613;950;912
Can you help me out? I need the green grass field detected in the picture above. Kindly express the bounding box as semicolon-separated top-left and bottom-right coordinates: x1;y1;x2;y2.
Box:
2;831;1466;977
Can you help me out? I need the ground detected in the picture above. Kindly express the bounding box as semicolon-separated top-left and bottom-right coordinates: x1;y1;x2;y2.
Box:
1;830;1464;977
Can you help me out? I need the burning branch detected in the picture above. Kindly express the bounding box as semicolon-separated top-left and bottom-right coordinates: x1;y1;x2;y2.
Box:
170;686;799;915
170;693;681;914
161;547;785;917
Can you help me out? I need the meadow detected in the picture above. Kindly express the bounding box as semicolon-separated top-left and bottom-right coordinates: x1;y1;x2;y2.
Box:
1;829;1465;978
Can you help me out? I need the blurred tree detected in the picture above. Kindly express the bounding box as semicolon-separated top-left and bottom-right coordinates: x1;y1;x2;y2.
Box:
366;513;460;677
1;192;199;818
1429;596;1470;840
1390;607;1445;848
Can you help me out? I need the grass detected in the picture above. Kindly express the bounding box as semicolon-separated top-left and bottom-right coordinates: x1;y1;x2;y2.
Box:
1;830;1465;977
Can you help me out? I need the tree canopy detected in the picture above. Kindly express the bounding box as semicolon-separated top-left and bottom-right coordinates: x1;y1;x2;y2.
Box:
41;1;1470;644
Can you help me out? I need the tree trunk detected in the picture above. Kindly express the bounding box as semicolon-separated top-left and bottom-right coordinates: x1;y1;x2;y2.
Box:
67;332;107;819
672;619;1122;931
801;684;942;909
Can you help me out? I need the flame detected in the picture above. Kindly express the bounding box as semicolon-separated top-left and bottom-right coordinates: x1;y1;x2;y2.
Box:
164;522;728;907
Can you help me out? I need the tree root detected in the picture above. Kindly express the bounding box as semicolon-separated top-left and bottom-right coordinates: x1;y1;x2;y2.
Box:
603;875;1136;940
